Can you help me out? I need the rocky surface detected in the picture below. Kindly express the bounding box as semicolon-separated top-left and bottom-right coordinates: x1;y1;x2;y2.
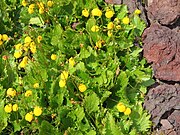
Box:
142;23;180;81
144;84;180;126
147;0;180;25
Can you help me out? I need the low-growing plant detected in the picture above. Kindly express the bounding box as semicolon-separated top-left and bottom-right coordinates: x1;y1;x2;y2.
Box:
0;0;154;134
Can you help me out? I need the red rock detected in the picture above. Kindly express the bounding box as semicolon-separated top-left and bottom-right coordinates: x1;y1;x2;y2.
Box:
160;119;173;130
142;23;180;81
147;0;180;25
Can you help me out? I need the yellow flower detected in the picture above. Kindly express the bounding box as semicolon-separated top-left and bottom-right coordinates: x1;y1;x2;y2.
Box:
19;56;28;68
69;57;75;67
134;9;141;15
14;51;22;59
28;4;35;14
33;83;39;88
59;79;66;88
122;17;130;24
105;9;114;19
91;8;102;17
22;0;27;7
4;104;12;113
51;54;57;60
114;18;119;23
39;8;44;14
91;25;99;32
37;36;42;43
19;61;26;68
107;31;113;37
7;88;16;97
24;36;32;43
47;1;53;7
124;107;131;115
82;9;89;17
12;104;18;111
60;71;68;80
2;34;8;41
15;43;22;50
29;3;35;9
37;2;44;9
0;34;2;40
116;103;126;112
30;42;36;54
107;22;114;30
0;40;3;46
25;112;33;122
78;84;87;92
116;25;121;29
96;40;104;49
25;90;32;97
33;106;42;116
23;46;28;52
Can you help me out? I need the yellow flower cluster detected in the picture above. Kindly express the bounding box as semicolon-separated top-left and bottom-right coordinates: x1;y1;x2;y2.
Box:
26;1;54;14
78;84;87;92
0;34;8;46
4;104;18;113
116;103;131;115
59;71;68;88
25;106;42;122
82;8;114;19
14;36;40;68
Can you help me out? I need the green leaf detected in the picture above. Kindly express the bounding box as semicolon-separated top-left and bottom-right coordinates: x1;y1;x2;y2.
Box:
29;17;44;27
105;112;122;135
116;5;128;19
13;121;21;132
132;15;146;35
39;120;57;135
86;130;96;135
134;69;151;81
86;18;100;42
101;91;112;103
0;100;8;132
74;106;85;122
119;71;129;89
76;62;86;71
84;92;99;114
51;24;64;46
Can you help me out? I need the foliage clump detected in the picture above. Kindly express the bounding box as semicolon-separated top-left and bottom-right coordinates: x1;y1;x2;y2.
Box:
0;0;154;134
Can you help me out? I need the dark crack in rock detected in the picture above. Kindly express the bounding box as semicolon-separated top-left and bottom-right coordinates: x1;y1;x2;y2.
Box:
147;0;180;25
142;23;180;82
